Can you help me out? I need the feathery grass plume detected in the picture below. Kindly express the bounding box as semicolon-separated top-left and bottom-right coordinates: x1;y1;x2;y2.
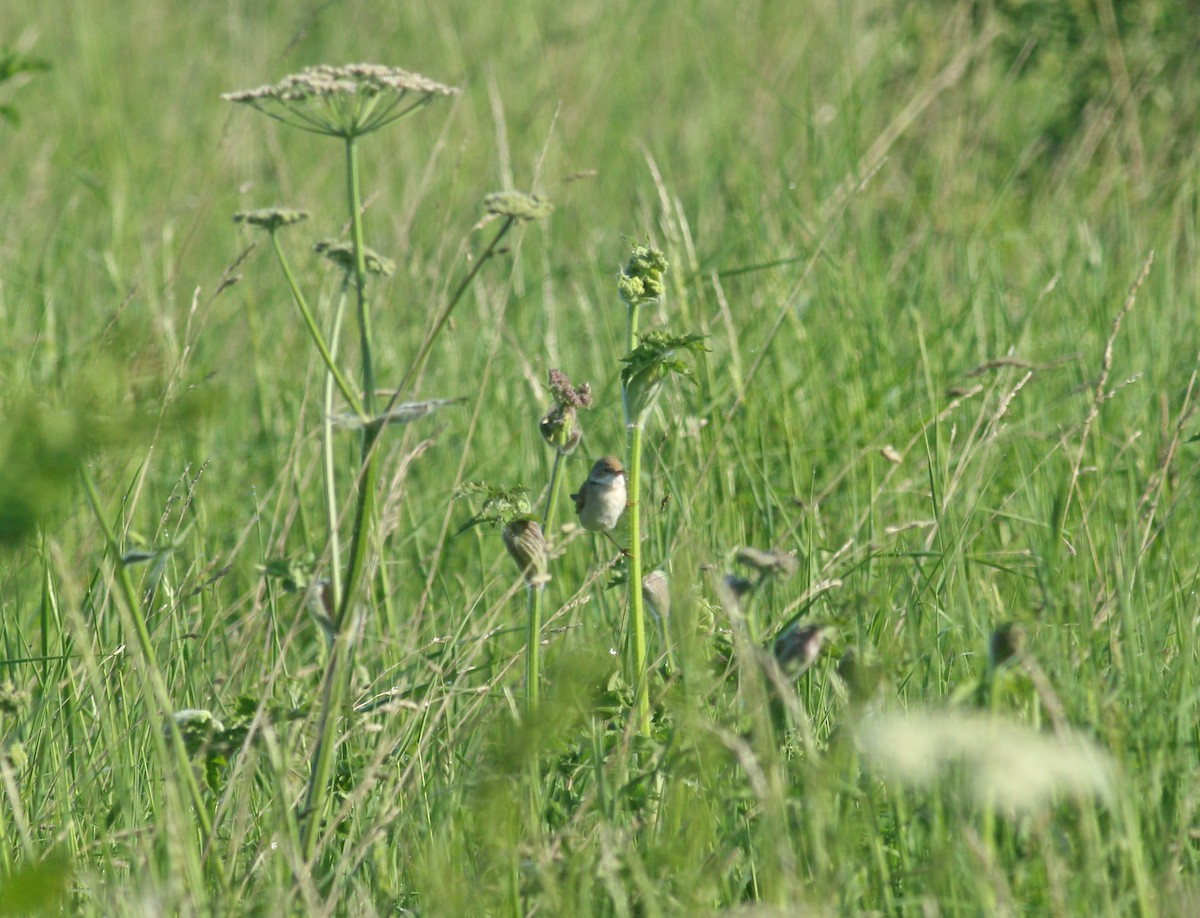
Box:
313;239;396;277
620;331;708;426
223;64;459;138
772;621;826;677
484;191;553;223
503;517;550;589
233;207;309;231
858;709;1114;813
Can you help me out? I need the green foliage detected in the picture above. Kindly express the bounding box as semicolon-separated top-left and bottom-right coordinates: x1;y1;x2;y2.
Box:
3;0;1200;913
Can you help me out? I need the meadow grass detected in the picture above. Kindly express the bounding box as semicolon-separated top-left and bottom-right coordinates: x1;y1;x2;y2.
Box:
2;0;1200;914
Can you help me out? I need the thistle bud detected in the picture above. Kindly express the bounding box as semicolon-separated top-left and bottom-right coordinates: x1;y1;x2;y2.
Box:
502;517;549;589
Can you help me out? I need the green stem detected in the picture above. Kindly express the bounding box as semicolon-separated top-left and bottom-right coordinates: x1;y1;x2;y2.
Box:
320;279;351;613
542;451;566;533
346;136;374;417
387;217;515;408
269;231;363;418
624;299;650;735
300;133;379;861
626;423;650;734
525;585;543;716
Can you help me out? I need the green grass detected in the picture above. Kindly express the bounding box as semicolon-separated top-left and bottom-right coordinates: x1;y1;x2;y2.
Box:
3;0;1200;914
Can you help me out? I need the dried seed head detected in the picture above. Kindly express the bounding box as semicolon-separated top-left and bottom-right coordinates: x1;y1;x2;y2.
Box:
547;368;593;409
484;191;553;223
233;207;310;231
502;517;550;589
735;546;800;578
773;622;826;676
224;64;459;138
313;240;395;276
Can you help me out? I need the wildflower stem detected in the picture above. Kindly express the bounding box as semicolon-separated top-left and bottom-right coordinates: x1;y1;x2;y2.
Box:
525;585;542;716
268;230;364;418
388;216;516;406
626;422;650;734
624;297;650;735
542;450;565;533
345;136;376;417
320;278;352;611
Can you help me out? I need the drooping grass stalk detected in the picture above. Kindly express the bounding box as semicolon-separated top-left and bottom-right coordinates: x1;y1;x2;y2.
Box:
266;225;364;420
320;278;352;611
79;466;214;849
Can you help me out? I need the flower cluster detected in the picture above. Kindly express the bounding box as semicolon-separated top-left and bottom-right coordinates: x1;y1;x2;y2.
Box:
223;64;459;138
233;208;310;232
484;191;553;223
618;243;669;306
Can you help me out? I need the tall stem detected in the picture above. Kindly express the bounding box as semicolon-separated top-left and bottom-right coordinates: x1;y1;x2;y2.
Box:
301;134;380;859
624;300;651;735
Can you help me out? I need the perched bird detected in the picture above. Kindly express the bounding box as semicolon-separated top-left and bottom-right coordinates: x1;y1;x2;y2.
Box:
571;455;627;552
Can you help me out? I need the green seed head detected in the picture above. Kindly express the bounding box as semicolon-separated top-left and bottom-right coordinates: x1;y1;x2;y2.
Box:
619;243;669;305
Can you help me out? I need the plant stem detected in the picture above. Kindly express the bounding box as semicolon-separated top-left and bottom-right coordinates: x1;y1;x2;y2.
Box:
624;298;650;734
320;279;351;612
269;230;363;419
301;133;380;860
387;216;515;407
525;585;542;716
626;423;650;734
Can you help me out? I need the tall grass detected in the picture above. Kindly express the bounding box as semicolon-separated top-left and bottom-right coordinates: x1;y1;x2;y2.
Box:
2;0;1200;913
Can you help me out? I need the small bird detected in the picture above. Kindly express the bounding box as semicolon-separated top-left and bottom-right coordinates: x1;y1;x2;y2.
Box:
571;455;627;535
